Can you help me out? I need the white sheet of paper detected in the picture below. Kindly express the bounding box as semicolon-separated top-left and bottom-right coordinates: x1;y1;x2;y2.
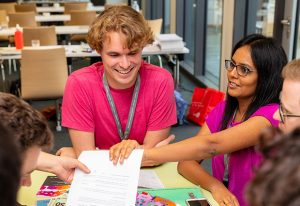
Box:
138;170;164;189
66;150;144;206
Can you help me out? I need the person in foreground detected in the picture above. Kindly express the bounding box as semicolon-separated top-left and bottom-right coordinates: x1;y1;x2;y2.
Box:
111;34;287;206
61;5;176;158
0;122;21;206
246;59;300;206
0;92;90;187
246;127;300;206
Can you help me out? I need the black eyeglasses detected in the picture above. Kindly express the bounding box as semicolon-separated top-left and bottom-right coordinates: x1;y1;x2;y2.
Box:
225;60;255;77
279;103;300;123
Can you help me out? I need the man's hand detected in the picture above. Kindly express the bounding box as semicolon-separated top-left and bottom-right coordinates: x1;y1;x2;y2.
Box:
53;156;90;183
56;147;77;158
37;152;90;183
109;140;141;165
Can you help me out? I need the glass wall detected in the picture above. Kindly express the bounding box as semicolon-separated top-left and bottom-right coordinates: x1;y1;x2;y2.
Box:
255;0;275;36
205;0;223;86
183;0;196;74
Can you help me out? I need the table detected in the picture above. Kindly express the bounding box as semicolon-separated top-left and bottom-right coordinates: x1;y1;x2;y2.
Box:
0;44;189;87
35;14;70;22
0;25;89;36
6;14;70;23
36;5;104;13
17;162;218;206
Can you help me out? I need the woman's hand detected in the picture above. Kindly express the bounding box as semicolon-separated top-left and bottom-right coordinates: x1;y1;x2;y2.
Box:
109;140;141;165
56;147;77;158
210;184;239;206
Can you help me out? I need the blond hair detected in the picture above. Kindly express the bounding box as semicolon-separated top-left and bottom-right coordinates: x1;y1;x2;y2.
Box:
282;59;300;81
87;5;154;52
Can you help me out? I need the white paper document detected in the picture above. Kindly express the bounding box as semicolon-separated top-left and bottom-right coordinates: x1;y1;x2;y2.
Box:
138;170;164;189
66;150;144;206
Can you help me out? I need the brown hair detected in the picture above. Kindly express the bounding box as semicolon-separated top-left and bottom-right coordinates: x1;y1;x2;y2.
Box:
87;5;154;52
247;127;300;206
0;92;53;153
282;58;300;81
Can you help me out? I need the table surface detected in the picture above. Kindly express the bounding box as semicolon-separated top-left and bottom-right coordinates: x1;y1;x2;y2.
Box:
0;44;189;60
17;162;218;206
36;5;104;13
0;25;89;36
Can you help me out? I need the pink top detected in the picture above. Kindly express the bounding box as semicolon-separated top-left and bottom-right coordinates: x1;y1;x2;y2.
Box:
206;101;279;206
62;61;177;149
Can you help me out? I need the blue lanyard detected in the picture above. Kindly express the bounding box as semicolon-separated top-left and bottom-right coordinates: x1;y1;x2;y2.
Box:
102;72;140;140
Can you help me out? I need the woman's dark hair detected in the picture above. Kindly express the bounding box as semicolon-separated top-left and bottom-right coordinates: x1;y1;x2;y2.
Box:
220;34;287;130
247;127;300;206
0;122;21;206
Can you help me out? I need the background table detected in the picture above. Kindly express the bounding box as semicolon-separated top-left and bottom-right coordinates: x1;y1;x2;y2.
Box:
17;162;218;206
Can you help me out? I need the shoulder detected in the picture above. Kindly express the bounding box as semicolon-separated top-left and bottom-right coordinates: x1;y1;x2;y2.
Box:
69;62;103;79
140;62;173;82
251;103;279;126
252;103;279;116
68;62;103;84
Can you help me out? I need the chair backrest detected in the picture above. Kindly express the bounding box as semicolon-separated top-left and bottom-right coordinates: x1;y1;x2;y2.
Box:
8;12;37;27
23;26;57;46
15;4;37;13
147;19;163;36
65;10;96;26
104;3;127;10
0;10;7;25
64;2;87;13
20;47;68;99
0;3;16;14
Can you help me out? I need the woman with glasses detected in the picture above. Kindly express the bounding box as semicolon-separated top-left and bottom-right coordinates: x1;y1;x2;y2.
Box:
176;34;287;206
111;34;287;206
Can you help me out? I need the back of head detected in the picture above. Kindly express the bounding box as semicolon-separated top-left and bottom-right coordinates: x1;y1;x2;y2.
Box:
221;34;288;130
87;5;154;52
0;92;53;153
282;58;300;81
0;122;21;206
247;127;300;206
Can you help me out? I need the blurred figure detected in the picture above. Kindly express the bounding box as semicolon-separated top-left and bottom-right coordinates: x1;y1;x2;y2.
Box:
0;92;90;187
0;122;21;206
247;127;300;206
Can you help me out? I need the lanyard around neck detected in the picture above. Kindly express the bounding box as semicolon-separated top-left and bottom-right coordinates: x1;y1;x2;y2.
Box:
102;72;140;140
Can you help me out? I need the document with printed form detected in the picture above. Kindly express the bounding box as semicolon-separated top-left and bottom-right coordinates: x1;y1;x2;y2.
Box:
66;150;144;206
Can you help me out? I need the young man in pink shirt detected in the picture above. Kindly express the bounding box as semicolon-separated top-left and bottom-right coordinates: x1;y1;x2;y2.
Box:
61;5;177;158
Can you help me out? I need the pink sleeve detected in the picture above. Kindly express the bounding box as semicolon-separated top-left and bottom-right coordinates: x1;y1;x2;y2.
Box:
62;75;95;132
147;74;177;130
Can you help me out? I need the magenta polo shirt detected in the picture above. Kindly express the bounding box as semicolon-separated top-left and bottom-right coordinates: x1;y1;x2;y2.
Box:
206;101;279;206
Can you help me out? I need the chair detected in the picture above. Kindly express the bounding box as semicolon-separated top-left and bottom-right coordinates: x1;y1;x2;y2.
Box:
23;26;57;46
65;10;96;42
15;4;37;13
0;10;9;41
65;10;96;26
8;12;37;27
0;10;7;26
20;47;68;131
0;3;16;14
64;2;87;13
104;3;127;10
147;18;163;36
147;18;163;67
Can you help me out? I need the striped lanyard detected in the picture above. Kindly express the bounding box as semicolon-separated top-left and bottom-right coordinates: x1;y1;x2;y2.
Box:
102;72;140;140
223;108;237;184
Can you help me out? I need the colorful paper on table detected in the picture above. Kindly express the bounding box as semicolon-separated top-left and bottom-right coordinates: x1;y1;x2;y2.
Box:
36;176;70;206
138;187;203;205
